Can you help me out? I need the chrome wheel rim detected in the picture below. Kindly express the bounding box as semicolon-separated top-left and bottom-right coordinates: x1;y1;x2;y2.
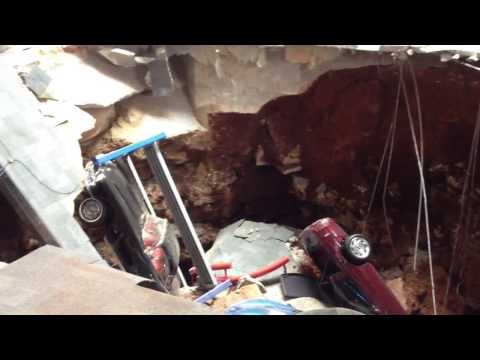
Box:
349;236;370;259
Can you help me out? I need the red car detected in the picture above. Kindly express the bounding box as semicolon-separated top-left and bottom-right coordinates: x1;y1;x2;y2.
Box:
299;218;407;315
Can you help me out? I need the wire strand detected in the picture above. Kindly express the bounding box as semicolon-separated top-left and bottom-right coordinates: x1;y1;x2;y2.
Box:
381;64;402;256
407;59;426;272
401;70;437;315
445;104;480;304
363;63;403;236
0;139;81;195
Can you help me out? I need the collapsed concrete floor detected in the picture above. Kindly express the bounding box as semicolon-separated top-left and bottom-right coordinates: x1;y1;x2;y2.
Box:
75;60;480;314
3;46;480;314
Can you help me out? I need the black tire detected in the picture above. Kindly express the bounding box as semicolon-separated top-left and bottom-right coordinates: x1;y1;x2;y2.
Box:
343;234;371;265
78;197;105;226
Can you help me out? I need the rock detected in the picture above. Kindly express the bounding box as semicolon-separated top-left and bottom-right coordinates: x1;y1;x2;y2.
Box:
0;262;7;270
286;297;326;312
211;283;264;311
94;241;121;268
192;223;219;247
255;145;270;166
280;145;302;174
381;266;403;280
264;283;285;302
111;89;204;143
385;277;408;310
292;176;309;200
20;48;147;108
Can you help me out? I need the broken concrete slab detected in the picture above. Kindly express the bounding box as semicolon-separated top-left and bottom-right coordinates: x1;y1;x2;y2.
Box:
145;59;176;96
0;63;102;264
98;47;137;67
111;88;204;143
183;46;394;125
19;48;147;108
81;105;117;145
39;99;96;142
0;46;65;70
206;219;299;283
0;245;216;315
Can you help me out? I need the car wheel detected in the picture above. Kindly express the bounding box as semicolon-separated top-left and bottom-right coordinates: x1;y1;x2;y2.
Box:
343;234;371;265
78;197;105;226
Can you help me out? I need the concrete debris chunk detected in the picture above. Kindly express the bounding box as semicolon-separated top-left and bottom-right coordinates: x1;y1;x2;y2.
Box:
81;105;116;145
211;283;265;311
385;277;408;311
207;219;298;283
20;49;147;108
286;297;326;312
255;145;270;166
145;58;176;96
292;176;309;200
98;48;137;67
38;100;96;142
111;88;204;143
280;144;302;174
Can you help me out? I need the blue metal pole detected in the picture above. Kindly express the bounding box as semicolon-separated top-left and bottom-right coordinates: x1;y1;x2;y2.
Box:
194;279;233;304
93;132;167;167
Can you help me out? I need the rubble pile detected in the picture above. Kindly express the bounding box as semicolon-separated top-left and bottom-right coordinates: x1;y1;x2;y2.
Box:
3;45;480;314
82;55;480;313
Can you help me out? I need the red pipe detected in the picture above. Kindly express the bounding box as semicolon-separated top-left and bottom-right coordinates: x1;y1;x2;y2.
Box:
190;256;290;284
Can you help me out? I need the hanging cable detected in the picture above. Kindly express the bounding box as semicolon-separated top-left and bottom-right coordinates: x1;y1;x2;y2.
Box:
407;59;426;272
401;69;437;315
445;104;480;304
363;63;403;240
380;64;403;256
